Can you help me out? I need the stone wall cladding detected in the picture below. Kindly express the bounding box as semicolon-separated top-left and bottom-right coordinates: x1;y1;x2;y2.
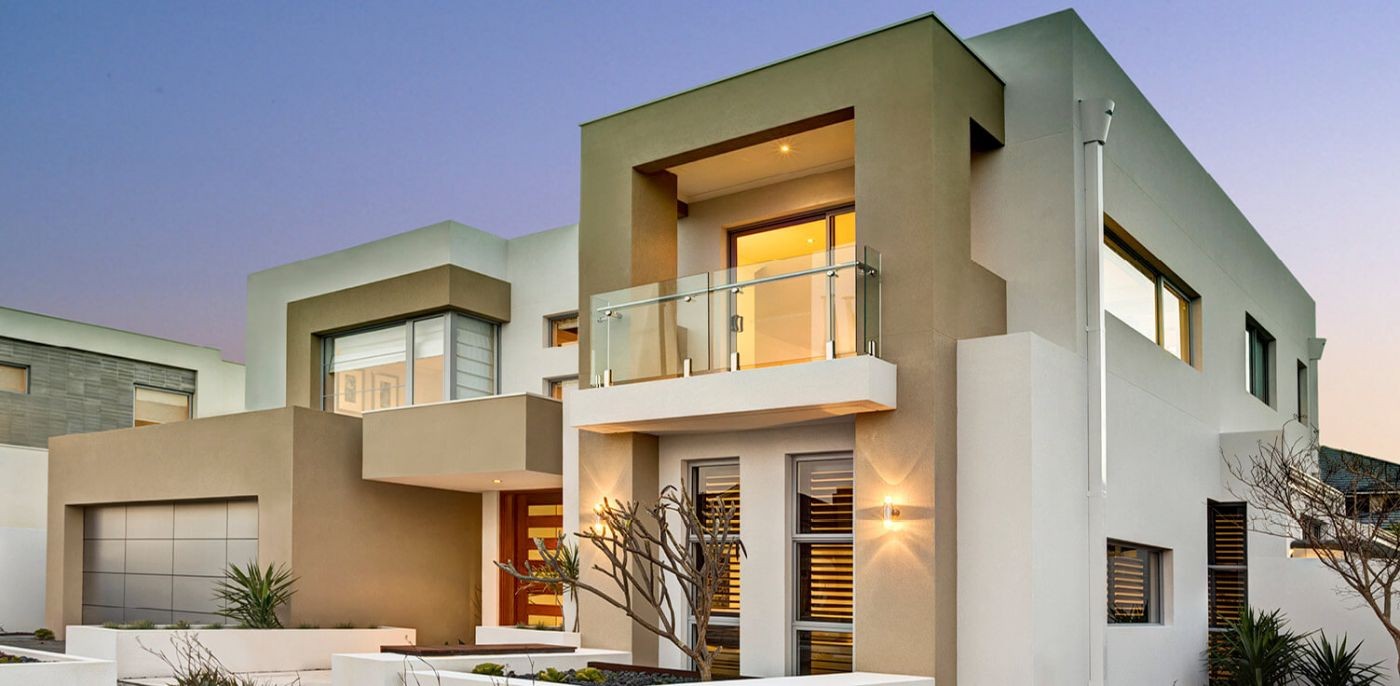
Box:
0;336;197;448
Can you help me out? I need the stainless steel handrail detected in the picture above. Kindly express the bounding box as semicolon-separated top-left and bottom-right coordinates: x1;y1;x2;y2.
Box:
593;259;871;313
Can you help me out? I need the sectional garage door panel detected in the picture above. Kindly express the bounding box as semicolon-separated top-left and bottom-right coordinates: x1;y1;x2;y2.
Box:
81;499;257;625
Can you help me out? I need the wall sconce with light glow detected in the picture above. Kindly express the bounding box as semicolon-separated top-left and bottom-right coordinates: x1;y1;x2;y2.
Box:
882;496;901;530
591;502;607;536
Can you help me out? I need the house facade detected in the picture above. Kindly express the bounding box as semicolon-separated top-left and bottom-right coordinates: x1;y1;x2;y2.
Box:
0;306;244;631
26;8;1390;685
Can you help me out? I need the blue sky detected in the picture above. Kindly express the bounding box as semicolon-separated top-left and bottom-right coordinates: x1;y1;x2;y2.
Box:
2;1;1398;456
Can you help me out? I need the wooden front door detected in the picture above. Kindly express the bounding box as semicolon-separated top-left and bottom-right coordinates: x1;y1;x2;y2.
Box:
498;489;565;627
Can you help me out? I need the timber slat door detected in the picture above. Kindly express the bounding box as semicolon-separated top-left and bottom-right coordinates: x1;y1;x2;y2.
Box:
499;489;565;627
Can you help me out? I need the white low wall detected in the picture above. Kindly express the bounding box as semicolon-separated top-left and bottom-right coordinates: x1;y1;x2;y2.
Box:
0;645;114;686
332;647;629;686
474;625;581;647
66;625;414;678
412;671;933;686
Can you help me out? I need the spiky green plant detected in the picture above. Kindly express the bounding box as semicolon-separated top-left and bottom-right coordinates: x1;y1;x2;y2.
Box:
212;562;297;629
1296;632;1385;686
1206;608;1303;685
33;628;54;641
471;662;506;676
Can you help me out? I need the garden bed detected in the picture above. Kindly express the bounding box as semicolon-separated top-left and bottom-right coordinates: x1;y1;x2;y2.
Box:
66;624;415;679
0;645;115;686
331;647;630;686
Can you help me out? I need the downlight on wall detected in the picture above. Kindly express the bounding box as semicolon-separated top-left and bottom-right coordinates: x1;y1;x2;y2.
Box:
882;496;901;530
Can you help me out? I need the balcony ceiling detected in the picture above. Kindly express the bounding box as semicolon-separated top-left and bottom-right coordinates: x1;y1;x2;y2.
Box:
670;120;854;203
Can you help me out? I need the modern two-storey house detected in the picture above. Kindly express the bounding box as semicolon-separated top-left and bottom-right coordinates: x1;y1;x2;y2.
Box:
33;8;1388;685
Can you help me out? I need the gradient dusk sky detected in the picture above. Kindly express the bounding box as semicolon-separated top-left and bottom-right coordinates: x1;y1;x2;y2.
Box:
2;1;1398;457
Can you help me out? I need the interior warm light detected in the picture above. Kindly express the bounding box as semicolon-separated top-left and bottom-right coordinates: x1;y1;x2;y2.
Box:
882;496;901;530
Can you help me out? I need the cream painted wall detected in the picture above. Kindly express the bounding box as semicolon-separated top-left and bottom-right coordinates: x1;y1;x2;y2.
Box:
656;421;855;678
502;224;580;395
480;491;501;625
0;444;47;630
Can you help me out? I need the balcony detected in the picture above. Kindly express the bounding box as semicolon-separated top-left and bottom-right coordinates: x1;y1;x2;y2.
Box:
362;393;562;491
573;247;896;434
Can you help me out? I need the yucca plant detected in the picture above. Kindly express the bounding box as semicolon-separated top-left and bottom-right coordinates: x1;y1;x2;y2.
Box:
213;562;297;629
1297;633;1385;686
1206;608;1303;685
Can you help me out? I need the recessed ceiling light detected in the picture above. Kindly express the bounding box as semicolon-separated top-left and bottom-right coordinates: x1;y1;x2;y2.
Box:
492;479;502;484
778;142;793;154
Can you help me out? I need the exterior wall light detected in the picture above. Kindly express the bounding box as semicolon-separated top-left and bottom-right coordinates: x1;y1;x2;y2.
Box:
882;496;901;530
591;502;606;535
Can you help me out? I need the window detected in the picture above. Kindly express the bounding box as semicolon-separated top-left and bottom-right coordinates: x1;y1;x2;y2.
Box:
321;311;498;416
691;461;741;679
0;362;27;394
793;455;853;675
1106;541;1163;624
133;386;192;427
548;313;579;347
1245;317;1274;404
1103;226;1195;364
547;376;577;401
1208;502;1248;631
1297;361;1309;423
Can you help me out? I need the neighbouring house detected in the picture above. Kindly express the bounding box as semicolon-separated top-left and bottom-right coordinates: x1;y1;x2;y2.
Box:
1320;446;1400;527
29;8;1392;685
0;306;244;631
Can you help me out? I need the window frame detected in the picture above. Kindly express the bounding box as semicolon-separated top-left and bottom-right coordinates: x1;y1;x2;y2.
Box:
131;383;193;427
546;312;580;348
1244;316;1275;405
1297;360;1310;423
726;204;855;271
1103;225;1198;365
791;452;855;675
1207;501;1249;638
545;375;578;401
1106;539;1165;625
687;458;742;677
0;361;29;395
319;310;500;414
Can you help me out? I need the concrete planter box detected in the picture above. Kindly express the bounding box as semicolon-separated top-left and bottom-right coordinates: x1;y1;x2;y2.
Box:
66;625;415;679
411;671;934;686
474;625;581;647
0;645;115;686
332;647;629;686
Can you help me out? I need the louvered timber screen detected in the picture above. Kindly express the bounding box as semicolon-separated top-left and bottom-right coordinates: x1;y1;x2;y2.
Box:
691;461;741;678
1208;501;1249;630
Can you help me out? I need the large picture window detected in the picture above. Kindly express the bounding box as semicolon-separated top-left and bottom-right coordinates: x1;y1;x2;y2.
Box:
690;461;741;679
321;311;497;416
1103;225;1196;364
793;455;853;675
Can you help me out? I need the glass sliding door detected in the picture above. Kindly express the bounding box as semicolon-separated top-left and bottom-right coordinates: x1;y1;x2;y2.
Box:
727;207;856;371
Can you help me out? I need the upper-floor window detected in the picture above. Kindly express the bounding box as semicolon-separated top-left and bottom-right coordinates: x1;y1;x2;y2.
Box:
1103;225;1195;364
133;386;191;427
1245;316;1274;404
546;376;577;401
548;313;579;347
1296;361;1309;423
0;362;28;394
321;311;497;417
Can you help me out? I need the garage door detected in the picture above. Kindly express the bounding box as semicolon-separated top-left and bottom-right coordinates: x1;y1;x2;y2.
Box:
82;499;258;625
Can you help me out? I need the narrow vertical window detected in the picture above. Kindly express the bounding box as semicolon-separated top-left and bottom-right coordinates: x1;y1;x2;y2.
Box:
1106;541;1163;623
691;461;741;679
1208;502;1248;632
793;455;854;675
548;314;579;347
133;386;192;427
1103;225;1197;364
454;314;498;399
1297;361;1309;423
547;376;578;401
0;362;27;394
1245;317;1274;404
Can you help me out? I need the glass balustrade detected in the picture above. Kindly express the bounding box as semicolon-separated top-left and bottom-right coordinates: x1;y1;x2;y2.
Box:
589;246;880;387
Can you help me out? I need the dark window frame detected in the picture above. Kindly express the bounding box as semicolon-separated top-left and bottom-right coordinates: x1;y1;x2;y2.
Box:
1104;222;1199;365
726;204;855;270
687;459;742;678
1107;539;1165;625
791;452;855;675
1245;316;1275;405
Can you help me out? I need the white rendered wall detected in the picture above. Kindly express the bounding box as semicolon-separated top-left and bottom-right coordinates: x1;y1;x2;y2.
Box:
480;491;501;626
656;421;855;677
0;306;245;417
501;224;579;395
957;333;1088;686
0;444;47;631
964;12;1333;685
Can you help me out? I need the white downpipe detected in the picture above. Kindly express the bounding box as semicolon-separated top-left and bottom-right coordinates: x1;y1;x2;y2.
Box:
1079;97;1114;686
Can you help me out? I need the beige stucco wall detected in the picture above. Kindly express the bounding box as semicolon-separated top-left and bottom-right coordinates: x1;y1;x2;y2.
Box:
285;264;511;409
576;16;1005;683
46;407;480;643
